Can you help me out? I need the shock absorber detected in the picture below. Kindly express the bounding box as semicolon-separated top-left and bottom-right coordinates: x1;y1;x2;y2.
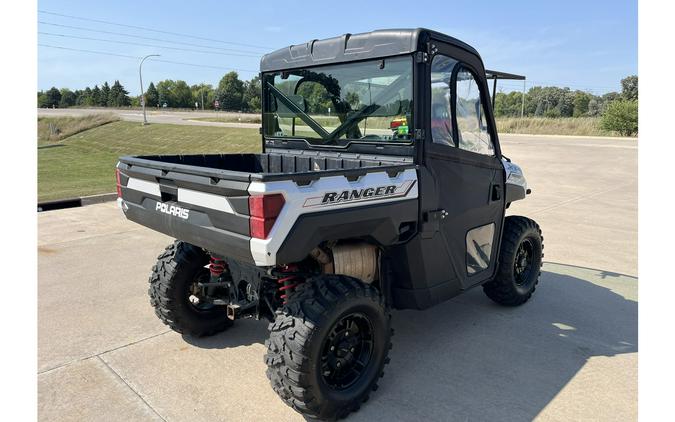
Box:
276;264;301;304
209;256;227;282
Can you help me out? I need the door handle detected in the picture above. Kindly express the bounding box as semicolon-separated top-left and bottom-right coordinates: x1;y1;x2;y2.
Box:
491;184;502;201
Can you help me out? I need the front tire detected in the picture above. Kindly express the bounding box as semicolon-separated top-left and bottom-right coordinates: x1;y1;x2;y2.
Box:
265;275;392;420
483;216;543;306
148;241;232;337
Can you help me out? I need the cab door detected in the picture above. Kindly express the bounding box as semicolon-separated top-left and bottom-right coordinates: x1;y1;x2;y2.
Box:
422;48;506;290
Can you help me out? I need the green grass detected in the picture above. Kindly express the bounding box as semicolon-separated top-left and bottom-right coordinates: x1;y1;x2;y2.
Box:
38;121;260;202
495;117;621;137
38;113;119;142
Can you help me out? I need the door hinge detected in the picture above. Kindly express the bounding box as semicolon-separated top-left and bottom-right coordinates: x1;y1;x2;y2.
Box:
414;129;425;141
426;209;449;221
415;52;429;63
420;208;448;238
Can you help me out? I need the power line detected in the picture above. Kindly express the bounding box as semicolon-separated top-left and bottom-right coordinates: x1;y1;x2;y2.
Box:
38;21;265;55
38;10;272;50
38;43;257;73
38;32;260;58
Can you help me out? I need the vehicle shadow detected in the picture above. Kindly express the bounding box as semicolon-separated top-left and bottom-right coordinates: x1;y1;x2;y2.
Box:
184;263;637;421
181;317;269;349
350;263;637;421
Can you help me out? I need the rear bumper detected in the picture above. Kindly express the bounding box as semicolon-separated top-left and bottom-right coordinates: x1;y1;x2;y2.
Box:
120;198;255;264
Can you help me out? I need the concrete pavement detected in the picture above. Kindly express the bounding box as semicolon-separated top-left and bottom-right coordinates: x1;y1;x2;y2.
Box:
38;134;637;421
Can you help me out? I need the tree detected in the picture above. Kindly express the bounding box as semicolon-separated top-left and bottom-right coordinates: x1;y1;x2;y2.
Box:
191;84;215;109
601;100;638;136
173;80;193;108
243;76;262;112
494;91;522;117
43;87;62;108
587;98;602;117
37;91;49;108
572;91;591;117
345;91;360;110
59;88;77;108
156;79;177;107
108;80;130;107
77;87;94;106
145;82;159;107
215;72;244;110
621;75;638;101
91;85;101;106
100;82;111;107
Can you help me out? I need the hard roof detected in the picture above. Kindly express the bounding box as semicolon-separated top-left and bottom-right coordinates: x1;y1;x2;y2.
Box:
260;28;480;72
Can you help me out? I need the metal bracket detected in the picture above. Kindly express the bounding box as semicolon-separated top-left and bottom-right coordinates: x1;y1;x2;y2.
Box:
415;52;429;63
414;129;425;141
420;209;448;238
426;209;449;221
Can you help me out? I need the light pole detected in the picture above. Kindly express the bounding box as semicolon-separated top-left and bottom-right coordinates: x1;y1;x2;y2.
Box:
139;54;160;125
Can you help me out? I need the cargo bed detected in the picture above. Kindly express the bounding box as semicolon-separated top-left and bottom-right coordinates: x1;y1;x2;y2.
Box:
116;152;418;265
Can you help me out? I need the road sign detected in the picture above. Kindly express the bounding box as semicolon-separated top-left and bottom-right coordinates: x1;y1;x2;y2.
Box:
214;100;220;109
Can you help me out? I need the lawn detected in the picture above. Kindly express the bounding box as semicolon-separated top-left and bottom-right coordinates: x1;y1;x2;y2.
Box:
38;121;260;202
38;113;119;142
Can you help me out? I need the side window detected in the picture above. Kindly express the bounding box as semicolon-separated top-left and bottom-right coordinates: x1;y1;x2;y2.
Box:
430;55;458;147
455;68;494;156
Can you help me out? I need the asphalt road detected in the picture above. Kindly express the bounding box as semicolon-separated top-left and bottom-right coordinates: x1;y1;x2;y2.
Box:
38;134;637;421
38;107;261;128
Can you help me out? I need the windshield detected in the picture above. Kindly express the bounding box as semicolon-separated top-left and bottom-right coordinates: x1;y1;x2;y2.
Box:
262;56;413;145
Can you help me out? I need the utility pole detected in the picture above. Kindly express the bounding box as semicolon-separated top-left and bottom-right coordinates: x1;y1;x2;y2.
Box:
520;79;526;120
139;54;160;125
201;83;205;111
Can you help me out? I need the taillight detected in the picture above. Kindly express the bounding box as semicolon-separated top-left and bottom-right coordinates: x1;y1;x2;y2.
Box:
115;168;122;197
249;193;285;239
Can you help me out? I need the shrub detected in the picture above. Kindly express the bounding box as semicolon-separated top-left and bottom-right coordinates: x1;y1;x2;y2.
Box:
600;100;638;136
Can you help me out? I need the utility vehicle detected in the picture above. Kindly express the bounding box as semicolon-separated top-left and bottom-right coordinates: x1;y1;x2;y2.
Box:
116;28;542;420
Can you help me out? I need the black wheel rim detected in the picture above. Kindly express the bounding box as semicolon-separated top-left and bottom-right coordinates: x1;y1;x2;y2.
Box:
188;270;216;312
514;238;534;286
320;312;374;390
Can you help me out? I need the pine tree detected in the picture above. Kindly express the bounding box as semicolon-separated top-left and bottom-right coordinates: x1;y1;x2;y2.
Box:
108;80;130;107
145;82;159;107
100;82;111;107
91;85;101;106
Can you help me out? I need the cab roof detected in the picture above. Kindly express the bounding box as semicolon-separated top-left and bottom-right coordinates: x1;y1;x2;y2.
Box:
260;28;481;72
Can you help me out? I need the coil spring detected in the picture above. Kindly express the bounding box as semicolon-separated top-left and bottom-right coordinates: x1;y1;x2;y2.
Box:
209;256;226;278
277;264;301;304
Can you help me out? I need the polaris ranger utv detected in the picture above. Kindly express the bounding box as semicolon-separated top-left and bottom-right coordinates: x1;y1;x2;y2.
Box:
116;28;542;420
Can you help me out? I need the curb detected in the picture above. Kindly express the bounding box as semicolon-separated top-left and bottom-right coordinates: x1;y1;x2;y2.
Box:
38;193;117;212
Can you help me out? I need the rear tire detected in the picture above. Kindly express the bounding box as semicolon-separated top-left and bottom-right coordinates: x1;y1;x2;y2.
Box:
483;216;543;306
265;275;392;420
148;241;232;337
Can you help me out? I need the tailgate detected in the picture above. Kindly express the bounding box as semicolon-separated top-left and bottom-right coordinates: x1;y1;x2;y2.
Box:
116;158;255;263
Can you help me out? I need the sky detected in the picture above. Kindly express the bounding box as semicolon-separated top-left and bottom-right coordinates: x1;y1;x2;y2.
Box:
37;0;637;96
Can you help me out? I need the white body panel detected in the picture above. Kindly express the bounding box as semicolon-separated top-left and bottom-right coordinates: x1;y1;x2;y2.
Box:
248;168;419;266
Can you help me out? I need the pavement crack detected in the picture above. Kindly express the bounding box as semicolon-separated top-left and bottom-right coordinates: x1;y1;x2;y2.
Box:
97;355;167;422
38;330;172;375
